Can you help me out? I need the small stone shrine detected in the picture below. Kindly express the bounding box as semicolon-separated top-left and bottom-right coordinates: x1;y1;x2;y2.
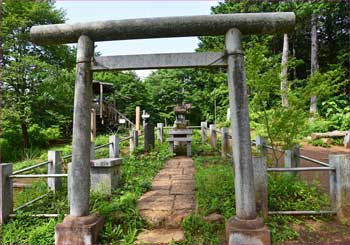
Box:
167;104;193;156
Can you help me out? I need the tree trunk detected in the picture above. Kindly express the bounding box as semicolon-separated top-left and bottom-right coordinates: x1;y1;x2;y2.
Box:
21;121;29;149
310;13;319;115
281;33;289;107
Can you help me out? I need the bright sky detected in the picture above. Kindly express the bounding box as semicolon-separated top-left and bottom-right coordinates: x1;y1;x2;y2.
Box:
54;0;219;78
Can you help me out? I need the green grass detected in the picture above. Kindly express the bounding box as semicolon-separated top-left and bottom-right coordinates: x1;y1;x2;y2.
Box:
182;154;331;244
2;140;172;244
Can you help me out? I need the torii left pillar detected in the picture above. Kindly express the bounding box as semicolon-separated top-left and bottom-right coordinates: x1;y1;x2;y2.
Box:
55;35;104;244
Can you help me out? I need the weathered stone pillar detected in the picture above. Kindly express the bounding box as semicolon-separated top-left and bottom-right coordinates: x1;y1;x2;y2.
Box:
69;35;94;217
225;28;270;244
109;135;120;158
210;124;217;150
144;122;155;152
157;123;164;143
284;146;300;176
0;163;13;224
221;127;229;157
256;136;267;156
90;142;95;160
252;156;268;218
201;121;207;143
329;154;350;225
56;35;104;245
48;151;62;192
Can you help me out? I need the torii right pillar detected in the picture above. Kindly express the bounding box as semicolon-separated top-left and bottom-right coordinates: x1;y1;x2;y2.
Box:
225;28;271;244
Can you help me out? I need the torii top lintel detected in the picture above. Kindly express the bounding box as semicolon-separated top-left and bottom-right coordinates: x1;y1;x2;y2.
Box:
30;12;295;45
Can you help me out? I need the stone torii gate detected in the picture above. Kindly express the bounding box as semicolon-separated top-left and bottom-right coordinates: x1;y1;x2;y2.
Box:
30;12;295;244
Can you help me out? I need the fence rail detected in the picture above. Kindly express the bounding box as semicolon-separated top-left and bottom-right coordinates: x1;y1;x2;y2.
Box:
10;174;68;178
12;160;51;175
267;167;335;172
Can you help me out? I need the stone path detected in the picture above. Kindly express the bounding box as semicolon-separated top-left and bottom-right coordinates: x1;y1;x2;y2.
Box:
136;156;195;244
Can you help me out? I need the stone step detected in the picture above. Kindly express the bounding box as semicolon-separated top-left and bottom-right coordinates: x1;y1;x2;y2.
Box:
136;228;184;244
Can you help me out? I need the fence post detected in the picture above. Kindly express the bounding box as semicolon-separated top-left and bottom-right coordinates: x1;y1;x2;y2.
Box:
221;127;229;157
210;124;217;150
48;151;62;192
134;129;139;147
109;135;120;158
252;156;268;218
144;122;155;152
284;146;300;176
329;154;350;225
90;142;95;160
201;121;207;143
157;123;164;143
256;136;267;156
0;163;13;224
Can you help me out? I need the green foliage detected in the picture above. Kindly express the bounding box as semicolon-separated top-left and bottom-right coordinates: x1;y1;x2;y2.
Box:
2;141;172;245
182;214;223;244
1;0;75;158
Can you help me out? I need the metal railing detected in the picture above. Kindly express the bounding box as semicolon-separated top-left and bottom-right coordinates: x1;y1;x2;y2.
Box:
199;124;338;217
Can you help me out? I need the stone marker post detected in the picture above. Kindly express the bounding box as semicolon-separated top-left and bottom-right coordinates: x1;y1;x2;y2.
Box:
201;122;207;143
48;151;62;192
210;124;217;150
329;154;350;225
55;35;104;245
144;122;155;152
256;136;267;156
109;135;120;158
252;156;268;218
225;28;270;244
157;123;164;143
221;127;229;157
284;146;300;176
0;163;13;224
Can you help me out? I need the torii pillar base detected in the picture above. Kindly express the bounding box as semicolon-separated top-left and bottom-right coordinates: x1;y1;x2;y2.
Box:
55;213;104;245
226;216;271;245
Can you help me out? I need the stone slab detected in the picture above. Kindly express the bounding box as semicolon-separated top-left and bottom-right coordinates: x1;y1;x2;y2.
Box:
55;213;104;245
137;228;184;244
90;158;122;167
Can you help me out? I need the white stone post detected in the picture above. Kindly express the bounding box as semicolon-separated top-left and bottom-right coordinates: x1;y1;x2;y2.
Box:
252;156;268;218
225;28;270;244
48;151;62;192
284;146;300;176
256;136;267;156
201;121;207;143
210;124;217;150
0;163;13;224
221;127;229;157
109;135;120;158
129;130;134;154
69;35;94;217
329;154;350;225
157;123;164;143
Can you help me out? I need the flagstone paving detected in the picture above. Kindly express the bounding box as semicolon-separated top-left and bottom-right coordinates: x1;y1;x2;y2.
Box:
136;156;195;244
